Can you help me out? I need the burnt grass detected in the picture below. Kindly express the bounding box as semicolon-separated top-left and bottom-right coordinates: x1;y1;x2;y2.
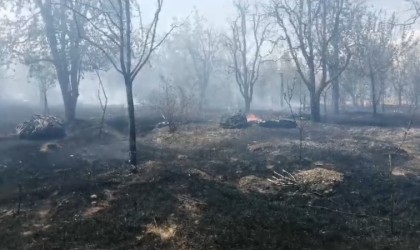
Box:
1;105;420;249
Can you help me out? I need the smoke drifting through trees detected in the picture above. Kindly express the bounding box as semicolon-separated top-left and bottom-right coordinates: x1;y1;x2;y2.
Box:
225;0;270;114
271;0;353;122
0;0;90;122
70;0;175;165
0;0;420;164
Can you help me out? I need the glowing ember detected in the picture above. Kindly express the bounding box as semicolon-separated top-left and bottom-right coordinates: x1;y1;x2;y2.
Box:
247;114;263;123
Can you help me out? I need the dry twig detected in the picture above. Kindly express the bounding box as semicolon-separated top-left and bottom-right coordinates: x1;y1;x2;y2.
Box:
268;170;298;186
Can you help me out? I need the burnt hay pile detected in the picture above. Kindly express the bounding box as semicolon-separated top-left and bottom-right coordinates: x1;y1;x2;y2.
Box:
258;119;297;129
220;112;248;129
269;167;344;194
220;112;298;130
16;115;66;140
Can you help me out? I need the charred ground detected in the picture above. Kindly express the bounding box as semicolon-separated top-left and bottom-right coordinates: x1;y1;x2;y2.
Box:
1;104;420;250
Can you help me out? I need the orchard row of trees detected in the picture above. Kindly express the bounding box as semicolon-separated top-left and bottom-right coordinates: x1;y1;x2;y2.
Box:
1;0;420;165
152;0;420;121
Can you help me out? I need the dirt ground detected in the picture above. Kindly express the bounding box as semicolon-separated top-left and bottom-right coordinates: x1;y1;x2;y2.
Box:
1;105;420;250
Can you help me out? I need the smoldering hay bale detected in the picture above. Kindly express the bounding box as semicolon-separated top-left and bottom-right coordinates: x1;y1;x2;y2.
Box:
220;112;248;129
257;119;297;129
16;115;66;140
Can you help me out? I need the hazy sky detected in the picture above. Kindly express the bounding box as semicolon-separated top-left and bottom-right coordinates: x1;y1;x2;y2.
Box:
2;0;416;106
160;0;413;28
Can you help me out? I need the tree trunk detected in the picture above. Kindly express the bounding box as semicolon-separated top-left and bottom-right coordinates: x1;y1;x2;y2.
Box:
125;79;137;165
280;73;284;108
199;75;211;111
57;73;78;123
380;79;386;113
372;100;377;115
398;91;402;107
340;94;346;112
63;95;77;122
42;89;50;115
332;79;339;114
331;21;340;115
199;89;206;111
381;93;385;113
350;93;357;107
370;73;377;115
244;96;251;114
323;92;327;121
310;91;321;122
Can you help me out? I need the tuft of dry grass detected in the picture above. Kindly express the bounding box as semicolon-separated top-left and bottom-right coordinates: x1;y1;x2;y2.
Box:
295;167;343;186
40;142;61;153
145;223;177;241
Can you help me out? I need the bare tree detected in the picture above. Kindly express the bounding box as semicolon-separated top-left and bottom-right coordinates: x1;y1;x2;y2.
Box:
185;11;219;111
407;0;420;23
226;0;270;113
271;0;352;122
150;75;196;133
357;12;393;114
340;61;369;108
27;62;56;115
1;0;93;122
326;0;364;114
328;1;343;115
71;0;175;165
405;49;420;107
391;54;410;107
354;11;416;114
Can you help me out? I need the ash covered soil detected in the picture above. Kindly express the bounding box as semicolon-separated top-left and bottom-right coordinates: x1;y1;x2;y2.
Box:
1;107;420;250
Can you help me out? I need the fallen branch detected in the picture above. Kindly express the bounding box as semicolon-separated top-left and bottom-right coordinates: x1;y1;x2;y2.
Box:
268;169;298;186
